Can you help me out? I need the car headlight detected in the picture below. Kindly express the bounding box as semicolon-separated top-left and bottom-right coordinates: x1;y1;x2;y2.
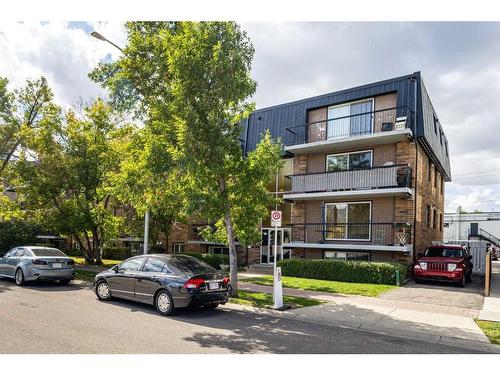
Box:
419;262;427;270
447;264;457;272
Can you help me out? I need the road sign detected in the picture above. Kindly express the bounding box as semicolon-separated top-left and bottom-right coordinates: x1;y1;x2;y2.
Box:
271;210;282;227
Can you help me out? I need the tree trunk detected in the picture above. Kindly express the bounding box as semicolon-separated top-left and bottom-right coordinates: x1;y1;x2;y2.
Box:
83;231;94;264
74;234;90;263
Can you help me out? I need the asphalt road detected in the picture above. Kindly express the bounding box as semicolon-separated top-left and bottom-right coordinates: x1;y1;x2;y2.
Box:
0;278;492;354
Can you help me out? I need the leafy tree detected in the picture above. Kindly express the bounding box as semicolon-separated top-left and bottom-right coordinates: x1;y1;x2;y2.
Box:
12;99;134;264
0;77;56;177
0;220;42;254
91;22;283;295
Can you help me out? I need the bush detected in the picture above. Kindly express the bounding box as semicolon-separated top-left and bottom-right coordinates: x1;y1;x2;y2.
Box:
102;246;130;260
183;252;229;270
277;259;407;285
62;247;84;257
0;221;41;255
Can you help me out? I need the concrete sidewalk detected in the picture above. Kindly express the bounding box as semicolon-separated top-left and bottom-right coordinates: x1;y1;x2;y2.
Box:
239;282;491;347
479;261;500;322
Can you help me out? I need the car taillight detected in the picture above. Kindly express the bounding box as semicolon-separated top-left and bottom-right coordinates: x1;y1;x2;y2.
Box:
222;277;230;285
32;259;48;265
183;278;205;289
66;259;75;265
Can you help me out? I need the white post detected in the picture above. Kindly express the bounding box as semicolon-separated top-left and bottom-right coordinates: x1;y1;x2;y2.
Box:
143;209;150;254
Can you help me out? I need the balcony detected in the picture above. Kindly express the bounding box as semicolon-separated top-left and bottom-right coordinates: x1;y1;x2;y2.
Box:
285;222;412;253
284;164;413;201
284;106;414;155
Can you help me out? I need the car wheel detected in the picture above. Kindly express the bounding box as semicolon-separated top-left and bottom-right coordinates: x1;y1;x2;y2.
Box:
59;279;71;286
155;290;175;316
459;274;466;288
15;268;25;286
466;271;472;282
95;280;112;301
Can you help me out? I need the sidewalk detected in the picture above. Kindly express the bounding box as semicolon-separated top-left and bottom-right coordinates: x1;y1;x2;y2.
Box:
479;261;500;322
239;281;491;347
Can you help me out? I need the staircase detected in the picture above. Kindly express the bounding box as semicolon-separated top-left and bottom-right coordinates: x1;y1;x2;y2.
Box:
469;228;500;247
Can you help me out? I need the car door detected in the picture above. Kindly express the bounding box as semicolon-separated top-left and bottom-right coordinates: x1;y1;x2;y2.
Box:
135;257;170;303
5;248;23;277
0;248;17;276
107;257;146;300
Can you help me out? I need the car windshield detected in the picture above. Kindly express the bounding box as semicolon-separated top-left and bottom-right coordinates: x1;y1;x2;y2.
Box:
31;248;66;257
424;247;463;258
168;256;216;274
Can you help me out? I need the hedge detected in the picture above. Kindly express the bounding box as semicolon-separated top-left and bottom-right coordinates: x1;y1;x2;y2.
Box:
183;252;229;270
0;221;41;255
277;259;407;285
102;246;131;260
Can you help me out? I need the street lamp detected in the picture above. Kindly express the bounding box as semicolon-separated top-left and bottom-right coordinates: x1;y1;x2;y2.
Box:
90;31;124;52
90;30;150;255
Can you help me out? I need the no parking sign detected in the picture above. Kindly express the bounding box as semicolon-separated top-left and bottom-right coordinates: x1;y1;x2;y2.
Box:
271;210;282;227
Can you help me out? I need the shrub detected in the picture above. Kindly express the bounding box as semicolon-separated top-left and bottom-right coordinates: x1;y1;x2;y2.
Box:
0;221;41;255
102;246;130;260
277;259;407;285
183;252;229;270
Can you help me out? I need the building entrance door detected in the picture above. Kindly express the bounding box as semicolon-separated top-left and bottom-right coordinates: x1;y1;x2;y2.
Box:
260;228;291;264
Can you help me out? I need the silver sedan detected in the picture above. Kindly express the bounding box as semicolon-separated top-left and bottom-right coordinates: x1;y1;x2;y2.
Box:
0;246;75;285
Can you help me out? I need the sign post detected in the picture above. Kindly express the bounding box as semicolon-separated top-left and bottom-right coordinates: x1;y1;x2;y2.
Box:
271;210;284;310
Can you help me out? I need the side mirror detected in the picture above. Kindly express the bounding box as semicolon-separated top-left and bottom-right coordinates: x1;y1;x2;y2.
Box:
112;265;120;273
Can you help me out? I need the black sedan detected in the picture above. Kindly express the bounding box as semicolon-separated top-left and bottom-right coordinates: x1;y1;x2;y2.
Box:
93;254;230;315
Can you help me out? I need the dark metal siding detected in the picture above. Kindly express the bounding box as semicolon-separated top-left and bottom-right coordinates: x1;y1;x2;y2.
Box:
416;74;452;180
242;72;451;180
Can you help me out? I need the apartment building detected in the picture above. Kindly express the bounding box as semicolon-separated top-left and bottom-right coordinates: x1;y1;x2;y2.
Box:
240;72;451;265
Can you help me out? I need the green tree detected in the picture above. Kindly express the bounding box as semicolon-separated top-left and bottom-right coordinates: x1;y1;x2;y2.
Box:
91;22;283;295
0;77;56;177
12;99;134;264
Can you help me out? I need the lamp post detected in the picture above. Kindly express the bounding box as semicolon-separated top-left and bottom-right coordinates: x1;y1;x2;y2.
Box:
90;30;150;254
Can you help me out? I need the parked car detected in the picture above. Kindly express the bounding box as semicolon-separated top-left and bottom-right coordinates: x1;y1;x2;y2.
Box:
414;244;473;287
0;246;75;286
93;254;230;316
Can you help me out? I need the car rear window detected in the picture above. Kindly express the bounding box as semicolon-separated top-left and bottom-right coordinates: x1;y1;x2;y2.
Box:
168;255;216;274
424;247;463;258
31;248;66;257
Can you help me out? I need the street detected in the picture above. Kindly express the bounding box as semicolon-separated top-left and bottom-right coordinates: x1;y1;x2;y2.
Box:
0;278;493;354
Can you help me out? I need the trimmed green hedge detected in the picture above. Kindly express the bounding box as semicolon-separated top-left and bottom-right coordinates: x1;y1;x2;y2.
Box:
277;259;406;285
183;252;229;270
102;246;130;260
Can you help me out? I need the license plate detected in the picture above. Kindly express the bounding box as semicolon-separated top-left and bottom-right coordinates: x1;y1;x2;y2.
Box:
209;282;219;290
52;263;62;268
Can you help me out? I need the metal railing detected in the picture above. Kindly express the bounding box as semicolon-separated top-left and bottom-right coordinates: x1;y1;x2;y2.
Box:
284;106;414;146
479;229;500;247
286;164;412;194
285;222;412;246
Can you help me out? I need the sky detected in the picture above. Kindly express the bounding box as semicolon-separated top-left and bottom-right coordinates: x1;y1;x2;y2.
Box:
1;21;499;213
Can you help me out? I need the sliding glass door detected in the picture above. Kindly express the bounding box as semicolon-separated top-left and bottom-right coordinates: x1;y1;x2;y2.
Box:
327;99;373;139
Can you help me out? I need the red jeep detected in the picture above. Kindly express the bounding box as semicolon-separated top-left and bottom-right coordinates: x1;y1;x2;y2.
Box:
414;245;473;287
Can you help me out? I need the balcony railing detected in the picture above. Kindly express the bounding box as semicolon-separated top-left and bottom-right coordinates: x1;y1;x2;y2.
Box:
284;106;414;146
286;164;412;194
286;222;412;246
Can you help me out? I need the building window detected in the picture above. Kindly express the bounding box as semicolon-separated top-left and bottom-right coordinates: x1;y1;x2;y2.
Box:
441;175;444;195
433;115;438;135
432;209;437;230
439;214;443;231
439;131;443;146
326;150;372;172
327;99;374;139
444;222;450;228
427;159;432;180
324;251;370;261
426;205;431;227
324;202;371;240
172;243;185;253
208;246;229;255
434;170;439;189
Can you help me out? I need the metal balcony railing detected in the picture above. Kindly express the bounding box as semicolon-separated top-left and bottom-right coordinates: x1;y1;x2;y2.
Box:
286;164;412;194
286;222;412;246
284;106;414;146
